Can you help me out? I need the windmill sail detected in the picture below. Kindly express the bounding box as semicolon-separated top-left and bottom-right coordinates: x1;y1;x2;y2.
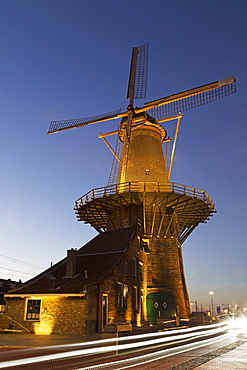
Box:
127;43;149;101
47;108;122;134
145;76;236;121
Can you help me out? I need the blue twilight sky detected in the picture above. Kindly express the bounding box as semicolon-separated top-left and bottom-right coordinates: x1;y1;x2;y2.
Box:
0;0;246;310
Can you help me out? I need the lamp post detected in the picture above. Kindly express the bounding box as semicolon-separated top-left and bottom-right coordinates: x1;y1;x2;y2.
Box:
209;291;214;318
234;304;238;318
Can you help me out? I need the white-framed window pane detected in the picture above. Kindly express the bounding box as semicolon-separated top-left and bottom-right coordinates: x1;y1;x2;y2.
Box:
26;299;41;321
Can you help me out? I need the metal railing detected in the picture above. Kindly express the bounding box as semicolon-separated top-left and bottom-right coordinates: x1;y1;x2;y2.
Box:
75;182;215;210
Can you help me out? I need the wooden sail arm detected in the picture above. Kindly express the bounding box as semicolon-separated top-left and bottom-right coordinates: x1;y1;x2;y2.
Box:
145;76;236;109
98;132;121;163
168;116;182;180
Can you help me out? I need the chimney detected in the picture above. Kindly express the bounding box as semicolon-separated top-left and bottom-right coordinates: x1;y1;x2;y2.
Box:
65;248;77;278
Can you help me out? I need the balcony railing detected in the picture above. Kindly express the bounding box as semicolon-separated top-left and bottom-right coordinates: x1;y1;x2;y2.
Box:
75;181;215;210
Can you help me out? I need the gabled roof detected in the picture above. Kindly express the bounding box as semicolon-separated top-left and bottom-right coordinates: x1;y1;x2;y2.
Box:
7;226;136;295
0;279;21;293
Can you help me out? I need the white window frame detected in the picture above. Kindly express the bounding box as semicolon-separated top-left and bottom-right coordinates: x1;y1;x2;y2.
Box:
25;298;42;321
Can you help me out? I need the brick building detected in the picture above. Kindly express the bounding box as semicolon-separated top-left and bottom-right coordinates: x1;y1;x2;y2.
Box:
5;226;148;334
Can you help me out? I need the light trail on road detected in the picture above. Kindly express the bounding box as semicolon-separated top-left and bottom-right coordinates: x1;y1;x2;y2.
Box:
78;332;232;370
0;322;235;369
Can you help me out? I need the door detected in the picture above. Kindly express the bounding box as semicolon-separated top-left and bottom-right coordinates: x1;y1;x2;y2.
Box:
146;292;176;324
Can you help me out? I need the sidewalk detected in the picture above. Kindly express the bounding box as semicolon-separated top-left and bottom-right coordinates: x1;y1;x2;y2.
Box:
0;332;110;349
193;341;247;369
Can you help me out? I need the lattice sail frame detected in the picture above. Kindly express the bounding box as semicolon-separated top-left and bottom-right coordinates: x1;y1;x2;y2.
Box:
145;76;236;120
127;43;149;100
48;108;122;135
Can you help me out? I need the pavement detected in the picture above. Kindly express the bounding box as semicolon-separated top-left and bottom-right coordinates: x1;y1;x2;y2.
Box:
193;341;247;369
0;331;107;349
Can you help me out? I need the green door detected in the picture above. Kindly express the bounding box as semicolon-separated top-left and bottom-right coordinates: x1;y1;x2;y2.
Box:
146;292;176;324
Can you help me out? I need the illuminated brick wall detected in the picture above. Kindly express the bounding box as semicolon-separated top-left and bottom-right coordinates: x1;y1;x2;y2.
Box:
147;236;190;318
6;296;88;335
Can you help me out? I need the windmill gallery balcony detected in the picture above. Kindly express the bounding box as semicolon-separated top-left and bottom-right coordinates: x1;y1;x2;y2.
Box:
74;181;216;242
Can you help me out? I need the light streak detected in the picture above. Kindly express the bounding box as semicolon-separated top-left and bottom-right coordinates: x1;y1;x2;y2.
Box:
80;333;231;370
29;322;227;349
0;323;229;369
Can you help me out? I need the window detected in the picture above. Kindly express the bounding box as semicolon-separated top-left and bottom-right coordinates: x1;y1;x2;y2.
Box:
132;285;138;311
123;285;128;310
132;258;137;277
117;282;123;310
116;282;128;311
140;238;149;253
139;262;143;281
26;299;41;321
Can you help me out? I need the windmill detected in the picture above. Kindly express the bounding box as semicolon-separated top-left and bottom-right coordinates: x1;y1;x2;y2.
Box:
48;44;236;322
48;43;235;185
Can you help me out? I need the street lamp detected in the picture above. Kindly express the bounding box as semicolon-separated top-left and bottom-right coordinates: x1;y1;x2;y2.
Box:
209;291;214;318
234;304;238;318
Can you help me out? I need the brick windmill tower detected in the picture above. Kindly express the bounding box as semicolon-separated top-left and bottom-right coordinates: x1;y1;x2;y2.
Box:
48;44;236;323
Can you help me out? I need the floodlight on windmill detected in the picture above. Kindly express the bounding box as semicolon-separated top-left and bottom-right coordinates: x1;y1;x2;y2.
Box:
47;43;236;185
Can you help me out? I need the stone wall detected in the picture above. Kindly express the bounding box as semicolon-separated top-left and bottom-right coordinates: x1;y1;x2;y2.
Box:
5;297;32;332
6;296;88;335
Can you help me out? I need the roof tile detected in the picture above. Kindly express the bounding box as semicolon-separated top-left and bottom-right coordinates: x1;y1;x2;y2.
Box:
8;227;136;295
